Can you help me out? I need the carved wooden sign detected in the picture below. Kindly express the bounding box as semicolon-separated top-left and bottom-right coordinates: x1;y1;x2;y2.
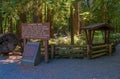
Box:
21;23;50;39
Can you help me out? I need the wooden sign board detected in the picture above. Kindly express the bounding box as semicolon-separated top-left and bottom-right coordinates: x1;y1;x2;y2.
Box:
21;23;50;39
22;42;41;66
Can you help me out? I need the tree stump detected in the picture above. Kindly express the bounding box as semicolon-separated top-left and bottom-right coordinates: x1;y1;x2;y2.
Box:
0;33;18;54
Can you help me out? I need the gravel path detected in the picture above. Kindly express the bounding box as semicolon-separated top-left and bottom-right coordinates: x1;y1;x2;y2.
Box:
0;44;120;79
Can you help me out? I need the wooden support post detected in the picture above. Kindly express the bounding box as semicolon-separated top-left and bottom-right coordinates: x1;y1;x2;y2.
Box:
105;31;107;43
23;39;27;49
108;43;112;55
51;44;55;59
85;30;89;44
45;40;49;63
91;30;95;44
85;30;92;45
108;31;110;43
87;45;91;59
88;30;92;45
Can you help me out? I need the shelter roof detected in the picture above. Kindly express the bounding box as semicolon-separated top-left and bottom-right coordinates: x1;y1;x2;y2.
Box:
81;23;113;30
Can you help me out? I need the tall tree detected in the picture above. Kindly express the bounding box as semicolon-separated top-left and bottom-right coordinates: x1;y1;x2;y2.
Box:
0;0;2;33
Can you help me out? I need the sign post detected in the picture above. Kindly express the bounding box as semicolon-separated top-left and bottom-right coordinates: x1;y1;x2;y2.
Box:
44;40;48;62
22;23;50;63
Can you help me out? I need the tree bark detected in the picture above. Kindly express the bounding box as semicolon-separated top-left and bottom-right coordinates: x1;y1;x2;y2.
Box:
20;12;27;23
0;0;2;34
73;2;80;35
70;6;74;45
47;8;54;38
36;1;42;23
8;18;13;33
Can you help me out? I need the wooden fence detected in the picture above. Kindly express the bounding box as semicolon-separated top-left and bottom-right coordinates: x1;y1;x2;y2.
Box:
49;45;86;59
40;43;114;59
86;44;113;59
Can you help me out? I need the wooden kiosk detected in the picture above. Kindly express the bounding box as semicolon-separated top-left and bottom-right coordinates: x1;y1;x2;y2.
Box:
21;23;50;63
81;23;113;58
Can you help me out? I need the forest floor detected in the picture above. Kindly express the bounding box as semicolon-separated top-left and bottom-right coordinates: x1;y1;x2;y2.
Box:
0;44;120;79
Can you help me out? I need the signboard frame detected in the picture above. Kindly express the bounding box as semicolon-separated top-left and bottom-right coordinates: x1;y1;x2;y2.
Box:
21;23;50;39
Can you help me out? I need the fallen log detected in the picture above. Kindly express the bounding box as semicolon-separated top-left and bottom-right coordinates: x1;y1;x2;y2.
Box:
0;33;18;54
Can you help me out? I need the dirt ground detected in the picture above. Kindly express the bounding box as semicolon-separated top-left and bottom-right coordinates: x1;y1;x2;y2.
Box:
0;44;120;79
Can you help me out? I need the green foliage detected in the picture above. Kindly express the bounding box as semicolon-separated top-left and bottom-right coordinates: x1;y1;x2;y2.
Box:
1;0;120;43
80;0;120;29
46;0;73;33
110;33;120;42
49;35;86;45
93;31;104;44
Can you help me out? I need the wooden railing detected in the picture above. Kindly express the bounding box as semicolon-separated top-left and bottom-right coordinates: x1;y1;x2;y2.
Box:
49;45;86;59
41;43;114;59
86;43;113;59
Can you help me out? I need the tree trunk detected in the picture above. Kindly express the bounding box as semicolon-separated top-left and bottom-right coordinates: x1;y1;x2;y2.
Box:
8;18;13;33
73;2;80;35
101;0;106;23
16;12;27;39
0;0;2;34
47;8;54;38
20;12;27;23
70;6;74;45
36;1;42;23
32;14;38;23
16;21;21;38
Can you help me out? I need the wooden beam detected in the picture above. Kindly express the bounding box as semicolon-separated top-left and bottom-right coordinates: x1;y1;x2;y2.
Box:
88;30;92;45
44;40;49;63
92;44;107;49
86;45;91;59
91;30;95;44
108;31;110;43
85;30;89;44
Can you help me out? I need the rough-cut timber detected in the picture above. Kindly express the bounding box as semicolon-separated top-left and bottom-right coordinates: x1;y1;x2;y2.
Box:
0;33;18;53
81;23;114;58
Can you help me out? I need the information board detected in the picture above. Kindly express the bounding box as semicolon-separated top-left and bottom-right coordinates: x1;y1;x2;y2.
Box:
22;23;50;39
22;42;41;66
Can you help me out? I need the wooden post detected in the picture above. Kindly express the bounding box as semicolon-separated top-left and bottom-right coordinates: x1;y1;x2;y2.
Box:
91;30;95;44
108;31;110;43
51;44;55;59
87;45;91;59
45;40;49;63
88;30;92;45
85;30;88;44
23;39;27;48
85;30;92;45
109;43;112;55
